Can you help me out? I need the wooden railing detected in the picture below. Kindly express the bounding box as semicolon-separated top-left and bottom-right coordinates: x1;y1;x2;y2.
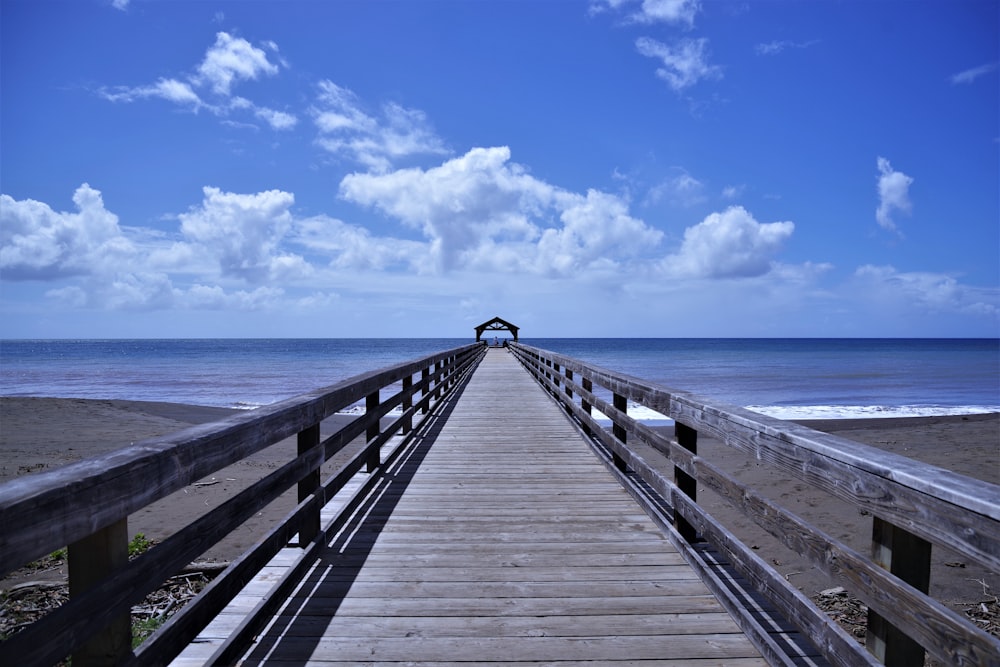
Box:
0;342;485;666
509;342;1000;667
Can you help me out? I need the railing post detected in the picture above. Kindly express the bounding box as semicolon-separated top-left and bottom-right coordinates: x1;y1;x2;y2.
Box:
297;423;321;546
421;367;430;414
564;369;574;399
553;363;561;389
366;390;380;472
612;393;628;472
580;377;594;436
402;374;413;434
674;422;698;543
69;519;131;666
866;518;931;665
434;361;443;402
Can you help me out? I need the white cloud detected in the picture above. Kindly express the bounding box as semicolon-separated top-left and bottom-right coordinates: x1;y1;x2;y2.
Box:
647;170;706;207
755;39;819;56
721;184;745;200
178;186;301;282
312;80;448;171
663;205;794;278
592;0;700;27
340;146;661;275
99;32;294;131
950;62;999;85
875;156;913;233
195;32;279;95
254;106;298;130
635;37;721;92
100;78;204;109
854;265;999;318
634;0;700;26
111;0;129;10
0;184;136;280
293;215;426;272
182;284;285;310
536;189;662;276
340;146;550;269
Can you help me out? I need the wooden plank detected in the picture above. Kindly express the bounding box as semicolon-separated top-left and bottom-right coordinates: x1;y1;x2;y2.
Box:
255;635;763;663
264;611;745;638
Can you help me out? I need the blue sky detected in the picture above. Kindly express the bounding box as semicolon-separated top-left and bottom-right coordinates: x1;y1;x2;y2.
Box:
1;0;997;338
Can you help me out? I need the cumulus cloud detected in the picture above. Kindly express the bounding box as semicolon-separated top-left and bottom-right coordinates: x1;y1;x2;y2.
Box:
0;184;136;280
875;156;913;233
950;62;999;85
293;215;426;272
537;189;662;276
178;186;305;282
663;205;794;278
340;146;661;275
99;32;295;131
635;37;721;92
312;81;448;171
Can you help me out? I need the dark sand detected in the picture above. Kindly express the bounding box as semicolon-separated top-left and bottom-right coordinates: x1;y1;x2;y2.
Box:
1;397;997;615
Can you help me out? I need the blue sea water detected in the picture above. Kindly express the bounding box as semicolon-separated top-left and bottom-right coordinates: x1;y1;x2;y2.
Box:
1;338;998;420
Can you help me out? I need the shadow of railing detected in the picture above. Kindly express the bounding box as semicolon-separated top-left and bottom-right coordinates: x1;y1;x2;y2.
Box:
233;367;470;665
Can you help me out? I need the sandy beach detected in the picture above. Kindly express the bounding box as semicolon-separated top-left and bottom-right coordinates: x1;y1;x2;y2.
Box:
1;397;997;616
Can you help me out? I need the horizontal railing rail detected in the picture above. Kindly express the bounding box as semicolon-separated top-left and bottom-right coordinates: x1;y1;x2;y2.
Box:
0;342;486;666
509;342;1000;667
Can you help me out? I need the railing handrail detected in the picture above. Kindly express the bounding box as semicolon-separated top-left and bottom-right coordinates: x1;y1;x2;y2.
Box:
509;341;1000;667
0;341;485;665
0;342;481;574
510;342;1000;554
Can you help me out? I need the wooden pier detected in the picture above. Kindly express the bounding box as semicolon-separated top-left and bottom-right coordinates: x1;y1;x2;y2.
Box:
205;347;766;665
2;336;998;666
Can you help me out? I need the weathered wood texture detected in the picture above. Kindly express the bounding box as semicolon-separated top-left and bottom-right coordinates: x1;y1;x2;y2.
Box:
510;342;1000;667
229;348;767;666
0;343;484;667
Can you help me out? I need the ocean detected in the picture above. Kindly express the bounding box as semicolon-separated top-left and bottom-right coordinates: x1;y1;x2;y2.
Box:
1;338;998;421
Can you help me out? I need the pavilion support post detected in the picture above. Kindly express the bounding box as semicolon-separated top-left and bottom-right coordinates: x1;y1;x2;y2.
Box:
866;518;931;665
366;390;380;472
69;519;131;667
612;392;628;472
297;423;321;546
674;422;698;543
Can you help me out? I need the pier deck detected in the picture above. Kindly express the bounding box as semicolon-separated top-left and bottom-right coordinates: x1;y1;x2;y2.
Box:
208;347;766;665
